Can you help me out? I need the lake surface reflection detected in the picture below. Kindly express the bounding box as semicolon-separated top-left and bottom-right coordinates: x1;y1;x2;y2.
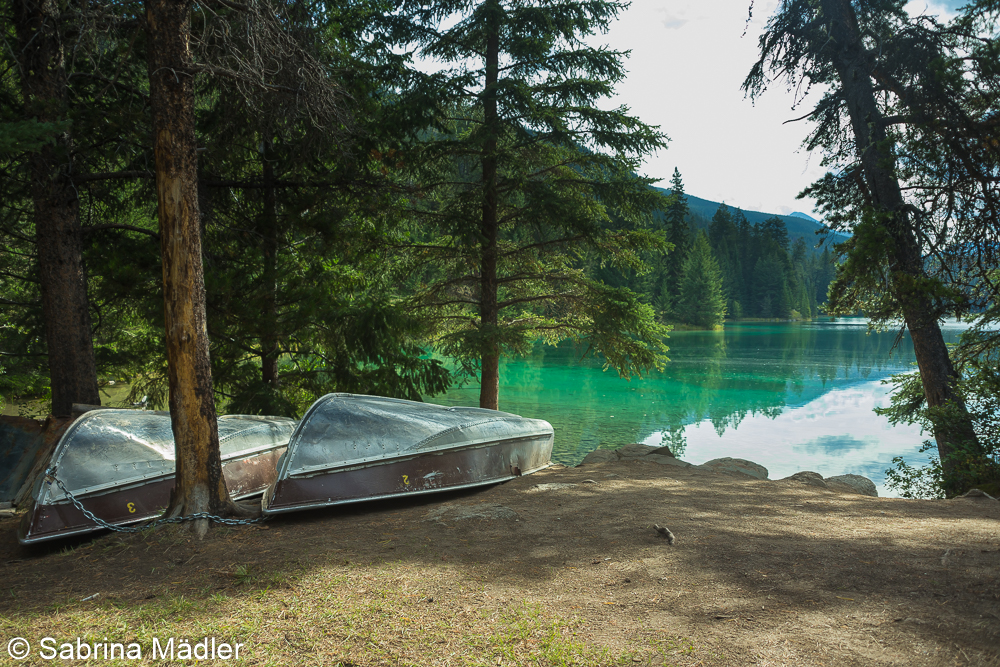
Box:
429;318;968;496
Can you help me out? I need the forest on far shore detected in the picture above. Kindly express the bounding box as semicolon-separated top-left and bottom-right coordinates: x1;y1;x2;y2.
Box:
604;169;837;330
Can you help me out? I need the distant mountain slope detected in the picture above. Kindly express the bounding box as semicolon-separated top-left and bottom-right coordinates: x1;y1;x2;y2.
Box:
656;188;848;248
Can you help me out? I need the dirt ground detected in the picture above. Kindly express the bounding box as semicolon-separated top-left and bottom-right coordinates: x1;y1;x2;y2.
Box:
1;459;999;666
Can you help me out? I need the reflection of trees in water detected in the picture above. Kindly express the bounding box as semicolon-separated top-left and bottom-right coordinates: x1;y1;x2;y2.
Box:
651;322;929;440
662;426;687;458
435;322;957;464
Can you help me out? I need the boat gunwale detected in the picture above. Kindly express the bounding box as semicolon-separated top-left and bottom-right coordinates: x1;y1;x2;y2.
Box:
282;432;554;480
19;481;273;544
262;461;555;515
41;444;288;504
284;425;553;478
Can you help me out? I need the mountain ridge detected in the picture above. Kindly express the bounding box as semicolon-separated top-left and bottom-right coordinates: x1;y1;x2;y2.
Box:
656;187;847;248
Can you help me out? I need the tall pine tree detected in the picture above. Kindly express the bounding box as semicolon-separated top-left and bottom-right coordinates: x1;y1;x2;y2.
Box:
744;0;992;494
659;167;691;316
402;0;671;410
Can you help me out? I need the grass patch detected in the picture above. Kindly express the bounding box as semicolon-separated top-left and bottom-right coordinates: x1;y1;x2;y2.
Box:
2;558;694;666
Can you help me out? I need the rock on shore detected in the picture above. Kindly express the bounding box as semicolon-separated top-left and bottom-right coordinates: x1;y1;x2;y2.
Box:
580;443;691;468
696;457;769;480
579;445;878;496
777;470;878;496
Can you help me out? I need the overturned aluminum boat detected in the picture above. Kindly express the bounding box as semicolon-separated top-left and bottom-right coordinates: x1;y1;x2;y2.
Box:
262;394;553;515
19;410;295;544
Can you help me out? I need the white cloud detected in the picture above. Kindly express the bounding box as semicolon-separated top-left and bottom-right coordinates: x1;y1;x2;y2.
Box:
581;0;969;219
904;0;959;20
644;381;931;496
661;16;689;29
655;6;700;30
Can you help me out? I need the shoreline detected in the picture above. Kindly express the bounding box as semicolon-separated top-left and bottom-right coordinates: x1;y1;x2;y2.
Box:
577;442;882;496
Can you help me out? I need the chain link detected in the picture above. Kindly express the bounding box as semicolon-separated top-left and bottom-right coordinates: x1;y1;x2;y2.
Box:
44;467;266;533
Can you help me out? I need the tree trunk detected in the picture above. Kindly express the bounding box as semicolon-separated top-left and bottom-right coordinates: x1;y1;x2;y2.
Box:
145;0;239;532
14;0;100;418
478;0;501;411
822;0;981;495
261;140;280;396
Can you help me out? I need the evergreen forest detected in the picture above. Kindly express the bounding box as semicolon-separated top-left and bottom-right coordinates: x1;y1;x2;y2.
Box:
0;0;684;432
602;168;839;329
0;0;831;421
2;0;998;503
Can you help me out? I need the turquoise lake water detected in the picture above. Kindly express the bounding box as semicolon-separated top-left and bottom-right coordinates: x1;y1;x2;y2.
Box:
427;318;968;496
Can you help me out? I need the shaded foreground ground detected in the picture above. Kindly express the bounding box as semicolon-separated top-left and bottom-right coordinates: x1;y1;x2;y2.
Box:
1;460;998;666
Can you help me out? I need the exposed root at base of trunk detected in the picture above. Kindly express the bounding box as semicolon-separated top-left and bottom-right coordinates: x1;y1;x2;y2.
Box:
160;492;263;540
191;517;208;540
226;500;262;519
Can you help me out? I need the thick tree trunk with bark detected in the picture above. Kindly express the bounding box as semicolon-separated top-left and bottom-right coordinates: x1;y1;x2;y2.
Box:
261;142;280;394
14;0;100;418
145;0;240;532
822;0;981;495
478;1;501;411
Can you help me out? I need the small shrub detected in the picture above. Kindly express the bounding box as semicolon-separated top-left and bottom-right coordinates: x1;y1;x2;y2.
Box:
884;442;945;499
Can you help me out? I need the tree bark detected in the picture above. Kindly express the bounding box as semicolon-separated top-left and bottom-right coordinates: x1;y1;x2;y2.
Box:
821;0;981;495
145;0;237;532
14;0;100;418
478;0;501;411
260;140;280;397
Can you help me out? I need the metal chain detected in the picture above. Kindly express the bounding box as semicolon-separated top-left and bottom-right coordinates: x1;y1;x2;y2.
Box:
44;467;266;533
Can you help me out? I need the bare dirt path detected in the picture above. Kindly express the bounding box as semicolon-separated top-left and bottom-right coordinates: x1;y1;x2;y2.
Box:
1;460;998;666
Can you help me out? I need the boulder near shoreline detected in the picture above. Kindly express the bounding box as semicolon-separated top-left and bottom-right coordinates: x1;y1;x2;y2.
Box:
580;442;881;496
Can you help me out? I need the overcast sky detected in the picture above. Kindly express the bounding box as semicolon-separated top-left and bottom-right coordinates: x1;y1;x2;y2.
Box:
592;0;963;219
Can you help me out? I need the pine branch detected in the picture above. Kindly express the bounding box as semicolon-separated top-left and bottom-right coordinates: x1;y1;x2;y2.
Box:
0;271;38;284
82;224;159;239
204;0;251;11
0;298;38;307
68;72;149;100
497;293;581;309
74;170;154;182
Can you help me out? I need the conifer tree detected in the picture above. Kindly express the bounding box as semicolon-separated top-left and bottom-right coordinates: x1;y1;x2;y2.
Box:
790;238;815;318
403;0;670;410
752;254;787;319
661;167;691;311
678;233;727;329
144;0;235;531
744;0;992;494
188;0;451;416
708;205;745;314
11;0;100;416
